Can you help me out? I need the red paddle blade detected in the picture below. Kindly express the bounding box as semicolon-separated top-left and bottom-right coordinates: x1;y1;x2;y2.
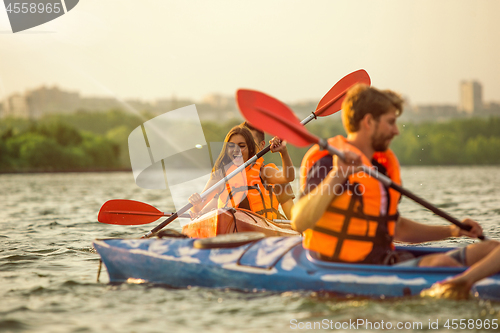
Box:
237;89;319;147
98;199;165;225
315;69;371;117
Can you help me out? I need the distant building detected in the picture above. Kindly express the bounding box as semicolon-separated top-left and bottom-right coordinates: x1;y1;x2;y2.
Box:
0;86;155;119
2;86;79;119
202;93;234;109
3;93;31;118
460;81;483;114
483;102;500;116
78;97;122;112
27;86;80;117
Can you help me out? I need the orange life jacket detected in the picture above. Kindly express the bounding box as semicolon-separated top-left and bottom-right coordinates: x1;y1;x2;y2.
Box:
299;135;401;263
218;158;281;220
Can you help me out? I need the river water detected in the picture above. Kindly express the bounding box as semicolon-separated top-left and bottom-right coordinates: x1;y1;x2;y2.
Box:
1;167;499;333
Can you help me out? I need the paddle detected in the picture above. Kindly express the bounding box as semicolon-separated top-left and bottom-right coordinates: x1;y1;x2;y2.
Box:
238;91;486;241
98;199;191;225
99;69;370;236
99;199;292;225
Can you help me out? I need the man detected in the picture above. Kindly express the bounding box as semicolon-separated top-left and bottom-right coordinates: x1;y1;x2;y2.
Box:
291;84;499;296
241;121;295;219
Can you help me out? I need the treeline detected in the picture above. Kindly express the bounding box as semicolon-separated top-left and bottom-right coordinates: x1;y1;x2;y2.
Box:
0;110;144;172
0;122;121;172
169;115;500;166
391;117;500;165
1;110;499;172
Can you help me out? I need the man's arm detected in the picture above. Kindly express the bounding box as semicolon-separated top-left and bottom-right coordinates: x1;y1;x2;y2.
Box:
394;216;483;243
188;171;223;215
291;169;346;232
291;152;361;233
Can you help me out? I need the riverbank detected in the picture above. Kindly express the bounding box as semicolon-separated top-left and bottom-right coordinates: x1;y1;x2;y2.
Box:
2;112;500;172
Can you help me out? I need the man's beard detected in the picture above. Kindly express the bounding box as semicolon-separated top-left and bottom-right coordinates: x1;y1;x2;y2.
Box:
371;131;393;152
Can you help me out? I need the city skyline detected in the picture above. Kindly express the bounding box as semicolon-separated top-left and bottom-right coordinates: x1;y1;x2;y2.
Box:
3;79;499;122
2;78;497;106
1;1;499;106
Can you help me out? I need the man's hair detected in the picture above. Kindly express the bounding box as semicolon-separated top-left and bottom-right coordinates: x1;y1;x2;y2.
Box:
341;84;404;133
240;121;264;143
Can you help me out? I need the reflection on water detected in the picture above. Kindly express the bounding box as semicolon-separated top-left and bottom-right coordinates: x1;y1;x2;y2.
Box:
0;167;499;332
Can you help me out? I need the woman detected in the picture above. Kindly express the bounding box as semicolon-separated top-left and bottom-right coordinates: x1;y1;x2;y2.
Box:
188;126;294;220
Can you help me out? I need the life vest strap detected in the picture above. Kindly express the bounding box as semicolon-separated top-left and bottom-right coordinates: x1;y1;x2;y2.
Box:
220;185;278;220
312;226;393;246
326;206;399;223
331;187;359;259
219;185;257;206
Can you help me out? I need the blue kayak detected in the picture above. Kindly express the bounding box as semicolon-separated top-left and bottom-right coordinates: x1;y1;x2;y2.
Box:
93;235;500;300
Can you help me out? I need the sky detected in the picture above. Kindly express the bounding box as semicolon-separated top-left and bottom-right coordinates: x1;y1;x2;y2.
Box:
0;0;499;106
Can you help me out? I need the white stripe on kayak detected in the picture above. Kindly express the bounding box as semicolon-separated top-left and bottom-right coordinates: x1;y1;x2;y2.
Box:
280;252;298;271
320;274;427;285
93;240;110;248
222;263;278;275
475;278;500;286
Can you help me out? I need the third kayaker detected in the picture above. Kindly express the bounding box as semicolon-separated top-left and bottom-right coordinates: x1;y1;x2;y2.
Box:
188;125;294;220
291;83;500;296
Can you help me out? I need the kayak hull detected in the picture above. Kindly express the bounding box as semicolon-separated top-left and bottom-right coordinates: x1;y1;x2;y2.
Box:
93;236;500;300
181;208;298;238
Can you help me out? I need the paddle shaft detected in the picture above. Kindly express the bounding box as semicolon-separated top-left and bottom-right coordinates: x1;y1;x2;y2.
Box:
301;88;347;122
302;94;345;123
318;139;486;241
390;182;485;240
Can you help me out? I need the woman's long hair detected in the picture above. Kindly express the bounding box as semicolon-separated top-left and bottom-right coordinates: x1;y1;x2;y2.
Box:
212;126;259;173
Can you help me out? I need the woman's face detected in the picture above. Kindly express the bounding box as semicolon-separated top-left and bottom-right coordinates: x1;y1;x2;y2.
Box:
227;134;249;166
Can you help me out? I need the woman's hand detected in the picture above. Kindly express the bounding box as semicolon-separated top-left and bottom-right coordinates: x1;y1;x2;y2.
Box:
188;193;204;218
188;193;203;206
269;136;287;153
